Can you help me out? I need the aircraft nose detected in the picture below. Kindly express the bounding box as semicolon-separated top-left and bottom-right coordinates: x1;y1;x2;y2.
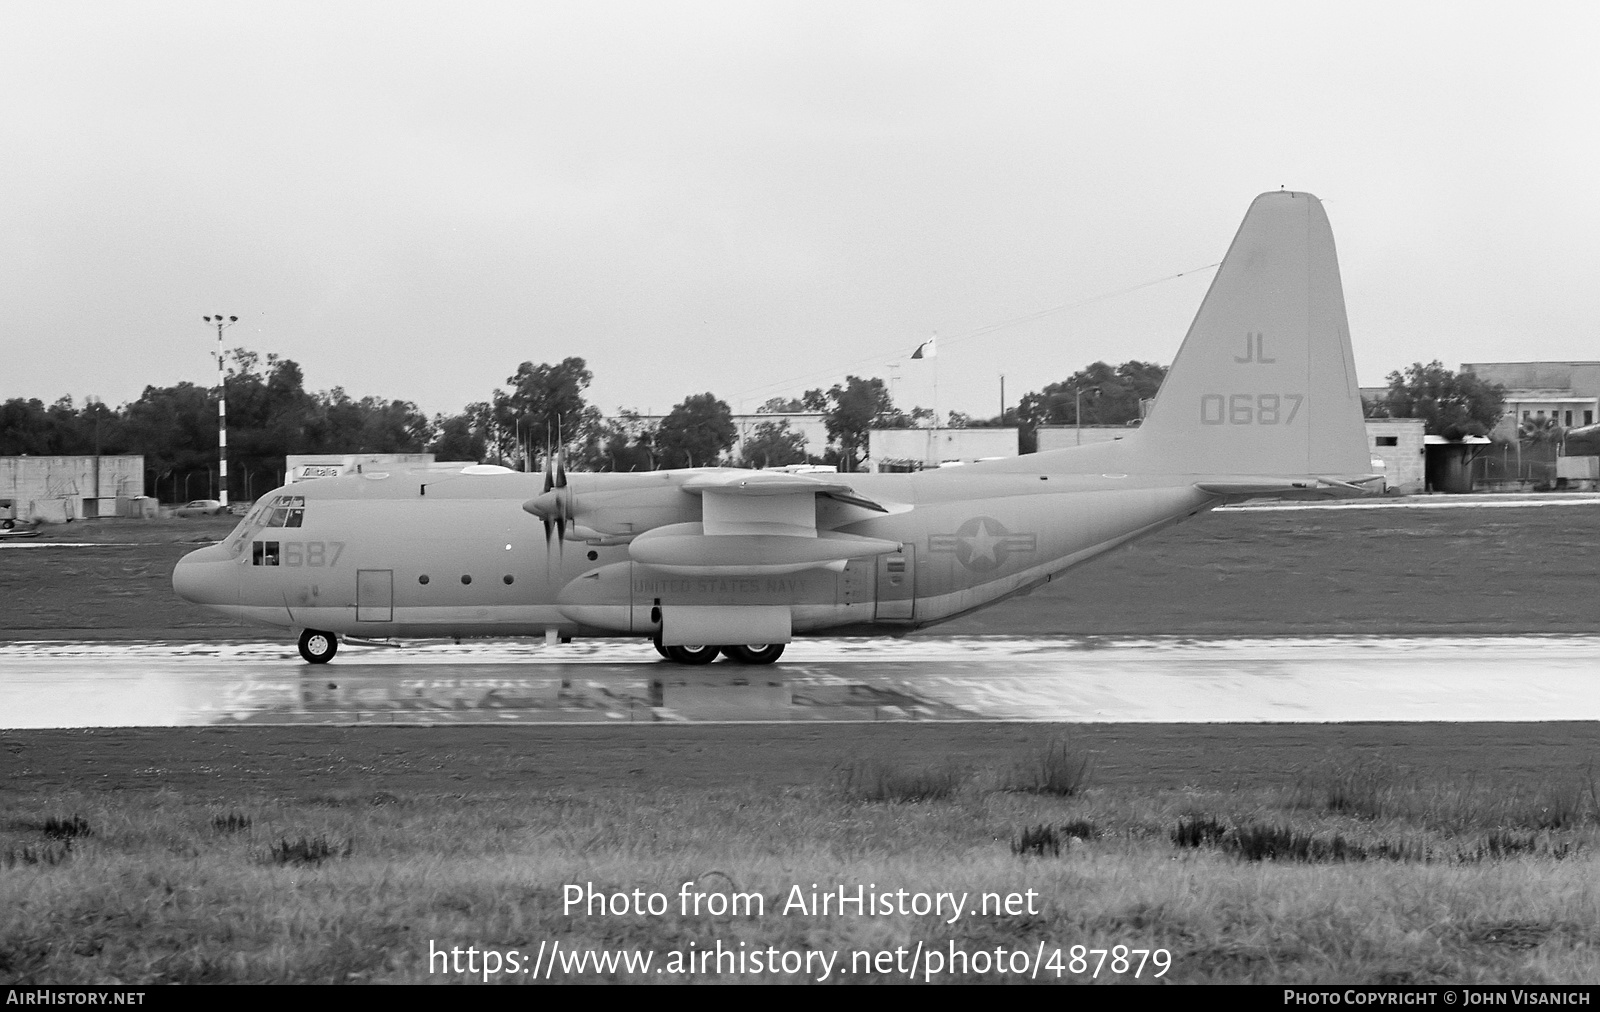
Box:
172;543;236;605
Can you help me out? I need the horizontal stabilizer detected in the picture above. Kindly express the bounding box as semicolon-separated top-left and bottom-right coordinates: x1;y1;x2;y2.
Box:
1196;475;1384;498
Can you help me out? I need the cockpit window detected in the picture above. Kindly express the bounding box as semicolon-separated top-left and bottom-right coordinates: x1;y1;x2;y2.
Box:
264;495;306;528
223;493;309;557
222;501;268;556
266;507;304;527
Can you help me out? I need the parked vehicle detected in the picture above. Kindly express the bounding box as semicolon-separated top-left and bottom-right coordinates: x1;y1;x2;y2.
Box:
0;499;37;537
173;499;227;518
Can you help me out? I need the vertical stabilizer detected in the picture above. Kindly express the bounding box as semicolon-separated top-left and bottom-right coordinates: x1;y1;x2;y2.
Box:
1132;191;1370;477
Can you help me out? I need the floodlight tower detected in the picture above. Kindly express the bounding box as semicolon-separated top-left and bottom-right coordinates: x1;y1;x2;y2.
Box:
202;315;239;506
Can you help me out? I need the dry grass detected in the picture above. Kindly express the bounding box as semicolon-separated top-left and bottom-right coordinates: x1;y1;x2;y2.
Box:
834;758;968;803
998;736;1094;797
1289;756;1600;831
2;757;1598;984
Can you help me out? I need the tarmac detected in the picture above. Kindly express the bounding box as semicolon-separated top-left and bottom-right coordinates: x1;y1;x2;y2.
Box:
3;634;1596;728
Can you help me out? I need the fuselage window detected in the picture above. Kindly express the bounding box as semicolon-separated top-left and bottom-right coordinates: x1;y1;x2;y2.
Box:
461;575;472;585
252;540;280;566
419;575;430;585
503;575;514;585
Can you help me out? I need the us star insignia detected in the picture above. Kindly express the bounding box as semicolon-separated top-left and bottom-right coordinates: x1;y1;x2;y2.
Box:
929;517;1037;572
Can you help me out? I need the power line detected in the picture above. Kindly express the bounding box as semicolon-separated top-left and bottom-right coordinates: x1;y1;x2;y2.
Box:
730;261;1220;405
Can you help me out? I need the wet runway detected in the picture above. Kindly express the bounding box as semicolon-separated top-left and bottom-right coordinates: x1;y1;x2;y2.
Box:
2;635;1596;728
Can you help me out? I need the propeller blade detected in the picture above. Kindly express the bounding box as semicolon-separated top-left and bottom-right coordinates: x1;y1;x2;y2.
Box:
542;452;554;494
554;447;567;489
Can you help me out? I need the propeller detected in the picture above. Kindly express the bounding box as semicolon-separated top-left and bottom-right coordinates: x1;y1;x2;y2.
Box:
534;446;574;555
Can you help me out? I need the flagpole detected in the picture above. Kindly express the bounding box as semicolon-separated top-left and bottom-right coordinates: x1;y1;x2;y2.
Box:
911;332;938;466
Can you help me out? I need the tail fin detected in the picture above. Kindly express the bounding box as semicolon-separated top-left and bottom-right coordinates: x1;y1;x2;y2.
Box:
1133;191;1370;477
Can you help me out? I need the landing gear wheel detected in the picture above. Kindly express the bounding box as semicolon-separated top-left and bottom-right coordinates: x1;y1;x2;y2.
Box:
1;519;13;530
298;629;338;664
721;644;786;665
663;644;719;665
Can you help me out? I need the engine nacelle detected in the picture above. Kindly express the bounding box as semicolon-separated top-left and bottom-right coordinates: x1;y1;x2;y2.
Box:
628;523;900;576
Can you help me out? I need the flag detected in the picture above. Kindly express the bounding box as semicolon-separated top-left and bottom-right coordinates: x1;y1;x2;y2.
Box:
912;334;936;360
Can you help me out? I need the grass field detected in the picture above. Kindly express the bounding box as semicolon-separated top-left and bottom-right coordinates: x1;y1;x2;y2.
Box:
2;725;1597;984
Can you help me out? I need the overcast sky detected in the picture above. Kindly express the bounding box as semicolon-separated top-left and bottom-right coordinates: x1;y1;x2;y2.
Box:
3;1;1597;425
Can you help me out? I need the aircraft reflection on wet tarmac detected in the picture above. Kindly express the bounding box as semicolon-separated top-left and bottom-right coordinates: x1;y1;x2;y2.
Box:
3;636;1599;729
234;669;969;726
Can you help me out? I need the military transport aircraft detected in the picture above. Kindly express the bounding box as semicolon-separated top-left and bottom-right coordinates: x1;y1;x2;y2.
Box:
174;190;1380;665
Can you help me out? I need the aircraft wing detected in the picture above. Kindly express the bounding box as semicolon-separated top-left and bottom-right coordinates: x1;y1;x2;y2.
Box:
680;471;889;513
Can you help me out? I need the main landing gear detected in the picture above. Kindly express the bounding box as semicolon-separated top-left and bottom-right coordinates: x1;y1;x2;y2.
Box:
298;629;339;664
721;644;785;664
653;638;785;665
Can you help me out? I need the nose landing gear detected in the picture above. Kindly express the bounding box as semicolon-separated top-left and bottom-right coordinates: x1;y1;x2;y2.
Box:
298;629;339;664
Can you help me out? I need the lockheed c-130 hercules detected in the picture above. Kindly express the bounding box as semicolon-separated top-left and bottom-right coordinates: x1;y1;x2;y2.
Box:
174;190;1381;665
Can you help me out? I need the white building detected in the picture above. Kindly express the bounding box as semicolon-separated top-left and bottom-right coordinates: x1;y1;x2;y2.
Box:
866;428;1019;470
0;455;147;521
1459;362;1600;440
285;453;441;483
1365;418;1426;493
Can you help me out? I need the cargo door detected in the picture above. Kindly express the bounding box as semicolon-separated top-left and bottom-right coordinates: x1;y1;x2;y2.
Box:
356;569;393;622
874;547;915;621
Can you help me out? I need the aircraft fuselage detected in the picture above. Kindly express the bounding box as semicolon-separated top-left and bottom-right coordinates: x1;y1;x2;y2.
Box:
173;458;1217;642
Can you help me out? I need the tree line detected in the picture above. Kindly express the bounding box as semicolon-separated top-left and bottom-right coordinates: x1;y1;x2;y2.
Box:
1;348;1512;501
